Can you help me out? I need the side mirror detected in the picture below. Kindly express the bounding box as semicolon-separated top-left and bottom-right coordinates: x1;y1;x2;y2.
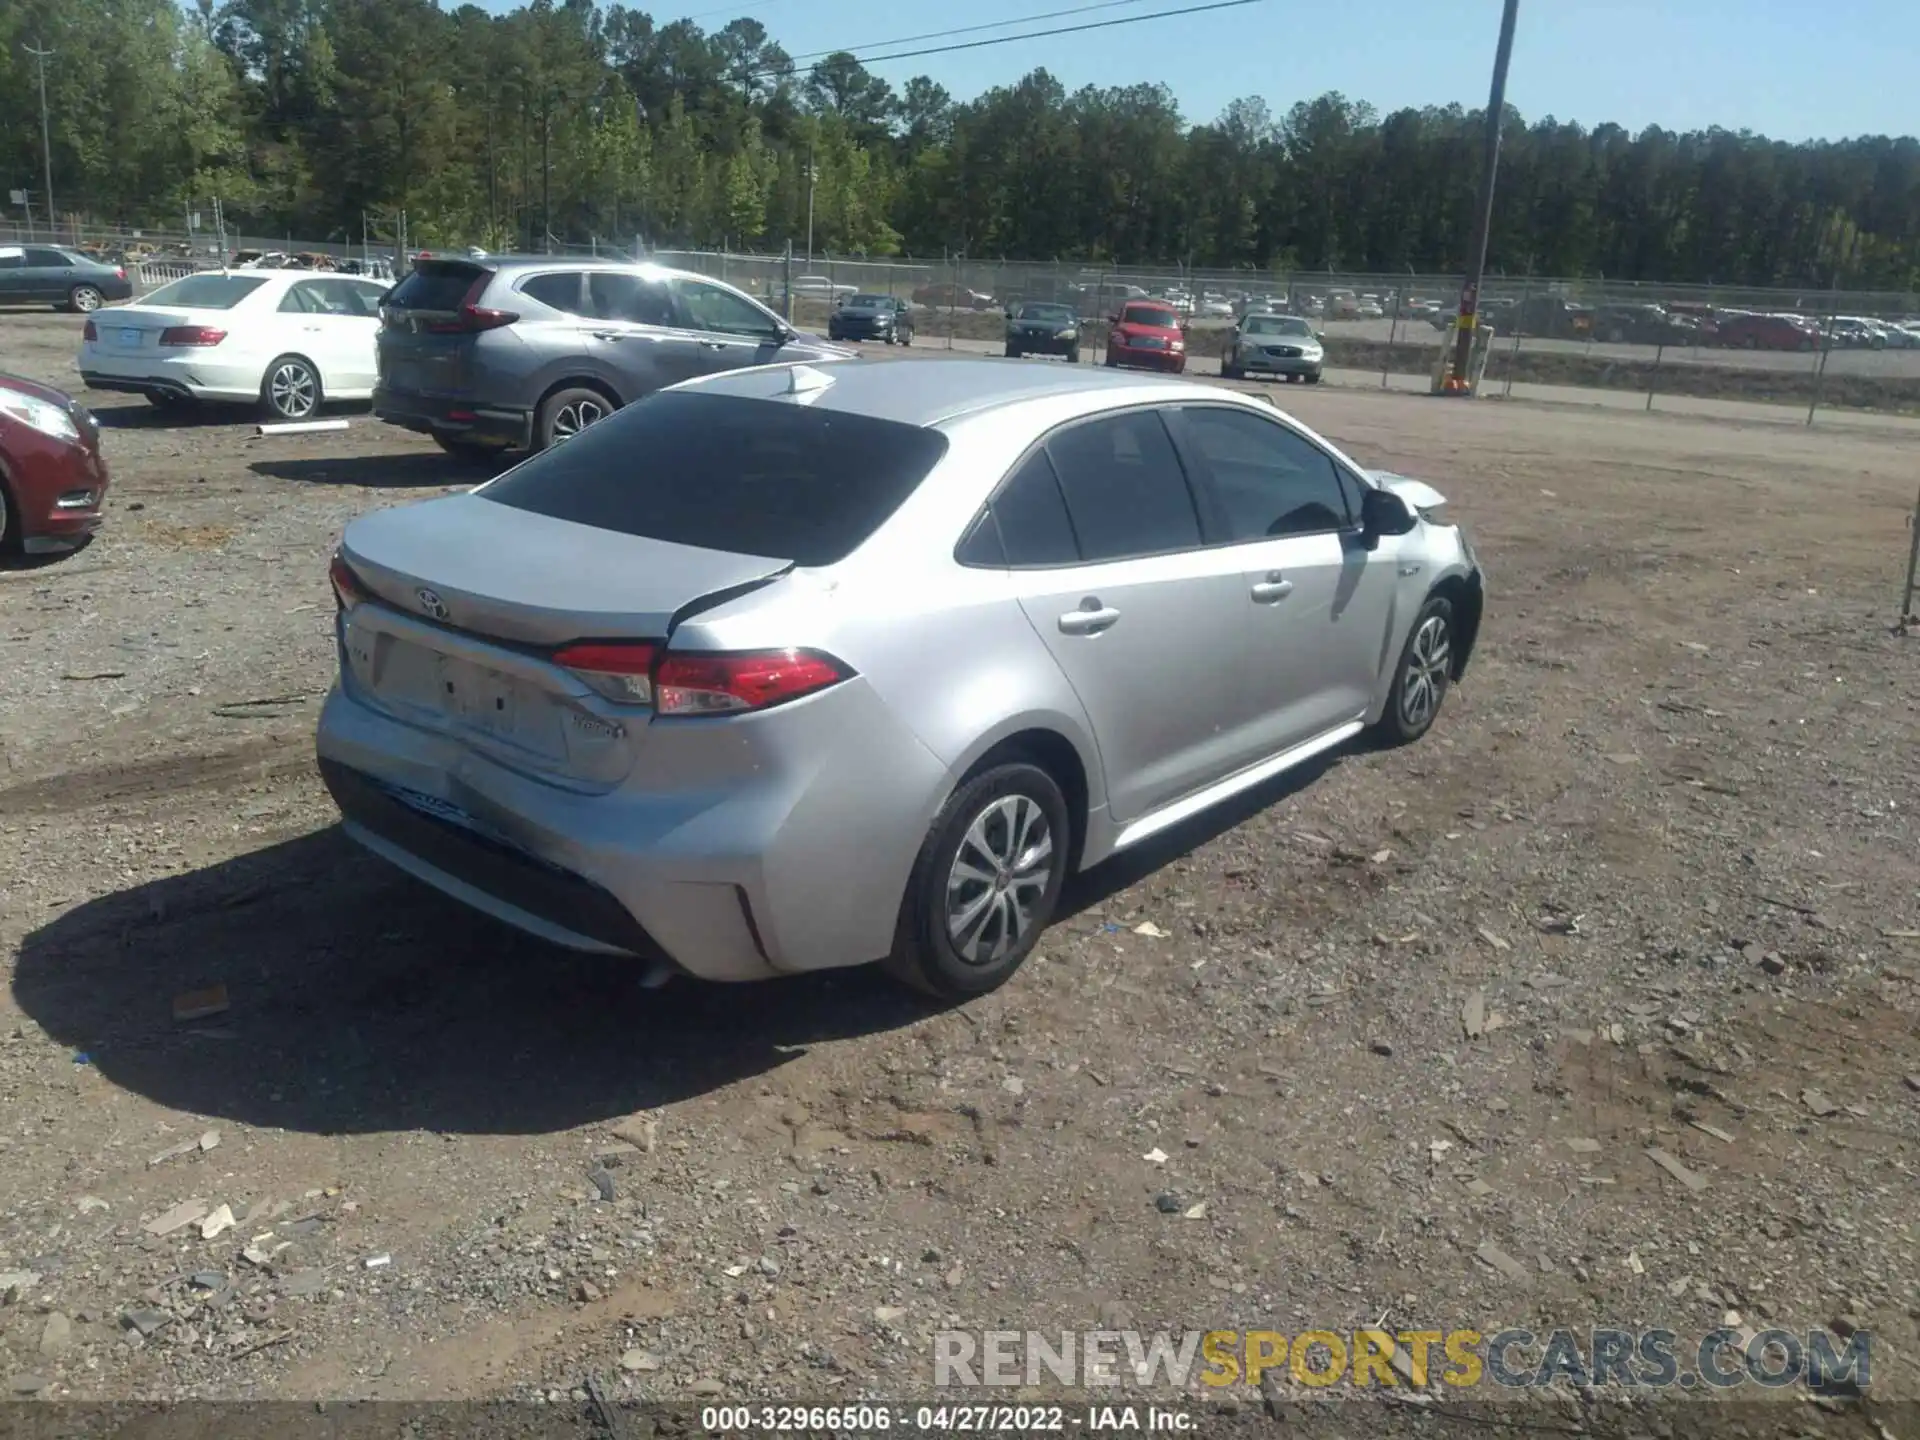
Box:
1360;487;1417;540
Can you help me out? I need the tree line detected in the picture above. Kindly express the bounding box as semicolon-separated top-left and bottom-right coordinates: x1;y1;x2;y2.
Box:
3;0;1918;289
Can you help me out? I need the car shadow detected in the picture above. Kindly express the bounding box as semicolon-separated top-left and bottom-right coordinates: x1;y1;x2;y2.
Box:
10;827;939;1138
9;746;1351;1139
250;452;514;488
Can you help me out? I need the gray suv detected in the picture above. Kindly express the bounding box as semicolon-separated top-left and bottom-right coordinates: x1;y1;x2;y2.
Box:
372;257;850;458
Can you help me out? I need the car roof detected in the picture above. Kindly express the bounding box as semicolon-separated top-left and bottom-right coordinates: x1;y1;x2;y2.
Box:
678;357;1222;428
466;256;710;283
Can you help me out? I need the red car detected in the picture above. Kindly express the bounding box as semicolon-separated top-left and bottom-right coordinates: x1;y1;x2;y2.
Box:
0;373;109;557
1714;312;1820;352
1104;301;1187;373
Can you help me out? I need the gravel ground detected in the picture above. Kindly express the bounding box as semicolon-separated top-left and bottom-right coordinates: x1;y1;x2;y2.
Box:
2;307;1918;1431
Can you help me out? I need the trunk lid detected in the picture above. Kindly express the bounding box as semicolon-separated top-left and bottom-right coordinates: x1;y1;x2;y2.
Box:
336;493;791;788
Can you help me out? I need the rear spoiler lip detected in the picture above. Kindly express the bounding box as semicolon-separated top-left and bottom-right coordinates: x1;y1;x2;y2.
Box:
665;564;796;640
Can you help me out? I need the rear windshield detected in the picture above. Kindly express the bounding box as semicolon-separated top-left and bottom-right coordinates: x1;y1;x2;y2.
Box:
477;391;950;567
387;261;488;311
141;275;268;310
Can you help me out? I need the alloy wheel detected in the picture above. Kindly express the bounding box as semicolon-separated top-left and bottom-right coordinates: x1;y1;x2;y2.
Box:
1399;614;1452;731
944;794;1055;966
268;361;317;419
71;286;103;313
551;397;605;441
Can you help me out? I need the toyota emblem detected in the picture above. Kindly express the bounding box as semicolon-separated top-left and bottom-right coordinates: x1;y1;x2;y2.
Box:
415;587;449;621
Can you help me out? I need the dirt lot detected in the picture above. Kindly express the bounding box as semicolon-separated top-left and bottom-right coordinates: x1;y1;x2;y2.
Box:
3;307;1919;1430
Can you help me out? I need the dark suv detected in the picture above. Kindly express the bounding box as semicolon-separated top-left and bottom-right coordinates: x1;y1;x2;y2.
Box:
373;257;850;458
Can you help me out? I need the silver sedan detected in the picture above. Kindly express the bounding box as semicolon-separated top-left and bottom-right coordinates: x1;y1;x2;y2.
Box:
316;359;1484;998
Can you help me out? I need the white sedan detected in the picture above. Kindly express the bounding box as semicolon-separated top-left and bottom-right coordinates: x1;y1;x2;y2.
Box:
78;269;390;420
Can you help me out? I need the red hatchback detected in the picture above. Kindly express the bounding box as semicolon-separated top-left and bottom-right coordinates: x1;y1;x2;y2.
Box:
0;373;109;556
1104;301;1187;373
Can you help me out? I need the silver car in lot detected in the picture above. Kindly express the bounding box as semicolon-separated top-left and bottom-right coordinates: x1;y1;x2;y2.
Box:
1222;313;1326;382
372;256;849;458
317;360;1484;999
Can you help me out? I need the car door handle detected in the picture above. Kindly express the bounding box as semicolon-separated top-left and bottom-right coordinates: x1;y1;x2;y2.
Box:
1250;576;1294;602
1058;605;1120;636
698;339;729;350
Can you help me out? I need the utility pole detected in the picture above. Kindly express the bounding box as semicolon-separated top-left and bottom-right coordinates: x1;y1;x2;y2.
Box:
24;41;56;244
805;133;818;265
1445;0;1519;395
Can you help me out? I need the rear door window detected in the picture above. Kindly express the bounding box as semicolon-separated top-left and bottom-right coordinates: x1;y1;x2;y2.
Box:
1043;410;1201;562
586;272;674;325
477;391;950;567
519;272;584;315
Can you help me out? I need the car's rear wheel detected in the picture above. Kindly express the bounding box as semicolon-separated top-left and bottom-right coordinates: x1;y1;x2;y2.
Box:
537;386;613;450
261;355;321;421
433;432;510;462
884;761;1070;1000
1375;594;1455;746
67;285;105;314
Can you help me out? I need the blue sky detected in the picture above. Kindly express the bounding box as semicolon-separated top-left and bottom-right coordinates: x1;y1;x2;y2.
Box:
581;0;1916;142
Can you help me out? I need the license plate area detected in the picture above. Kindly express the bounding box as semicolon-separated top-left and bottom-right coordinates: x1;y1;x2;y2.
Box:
341;612;630;785
116;328;143;348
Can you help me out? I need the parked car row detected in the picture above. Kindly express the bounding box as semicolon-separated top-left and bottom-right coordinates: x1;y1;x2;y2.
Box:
0;244;134;312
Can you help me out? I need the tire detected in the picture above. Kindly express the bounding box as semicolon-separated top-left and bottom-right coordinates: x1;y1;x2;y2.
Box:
1304;371;1322;384
1104;352;1119;368
67;285;104;314
882;760;1070;1000
1006;346;1022;360
433;432;510;462
261;355;321;421
1066;346;1080;364
1374;594;1456;746
536;386;614;450
1223;359;1242;380
884;333;897;346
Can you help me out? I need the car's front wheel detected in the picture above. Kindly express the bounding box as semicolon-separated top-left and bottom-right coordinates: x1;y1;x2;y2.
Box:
1375;594;1455;746
884;761;1070;1000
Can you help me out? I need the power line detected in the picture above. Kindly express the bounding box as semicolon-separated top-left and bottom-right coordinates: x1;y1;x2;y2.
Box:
755;0;1266;80
674;0;788;23
782;0;1160;68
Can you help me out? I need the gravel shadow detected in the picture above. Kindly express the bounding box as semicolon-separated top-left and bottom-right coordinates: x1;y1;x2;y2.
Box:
10;749;1345;1139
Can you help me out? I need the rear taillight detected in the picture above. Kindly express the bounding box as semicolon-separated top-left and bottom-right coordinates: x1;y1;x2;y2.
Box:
82;319;97;341
159;326;226;347
423;272;516;333
115;267;127;280
655;650;851;715
551;643;851;714
329;554;367;611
